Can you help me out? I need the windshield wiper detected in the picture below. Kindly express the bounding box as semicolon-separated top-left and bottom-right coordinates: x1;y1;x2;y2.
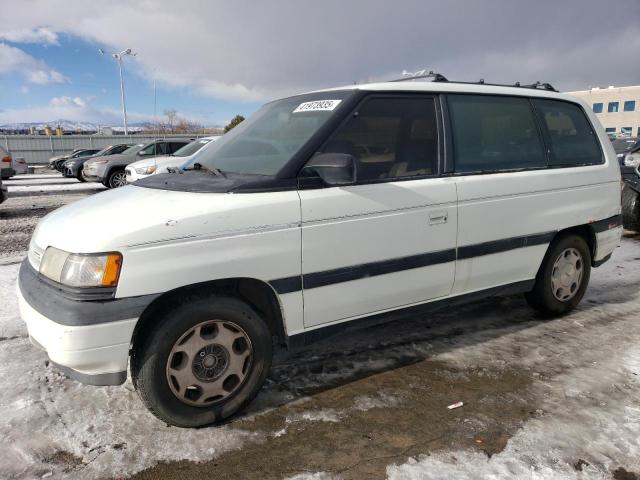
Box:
183;162;225;177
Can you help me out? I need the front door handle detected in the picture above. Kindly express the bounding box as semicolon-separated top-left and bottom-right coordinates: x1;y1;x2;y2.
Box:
428;210;448;225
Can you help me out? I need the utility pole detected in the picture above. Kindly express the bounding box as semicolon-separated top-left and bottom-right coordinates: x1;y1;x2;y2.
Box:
99;48;136;136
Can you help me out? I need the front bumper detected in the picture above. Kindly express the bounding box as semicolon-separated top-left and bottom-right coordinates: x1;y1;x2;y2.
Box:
83;163;107;182
18;285;135;385
17;260;157;385
0;183;7;204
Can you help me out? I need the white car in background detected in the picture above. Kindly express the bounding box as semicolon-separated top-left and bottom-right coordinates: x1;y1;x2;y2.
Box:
126;136;219;182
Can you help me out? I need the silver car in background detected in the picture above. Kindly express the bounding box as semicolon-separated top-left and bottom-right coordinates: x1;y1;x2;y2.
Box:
126;136;219;183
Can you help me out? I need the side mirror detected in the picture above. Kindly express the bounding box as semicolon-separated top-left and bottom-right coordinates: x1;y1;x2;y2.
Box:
304;153;356;186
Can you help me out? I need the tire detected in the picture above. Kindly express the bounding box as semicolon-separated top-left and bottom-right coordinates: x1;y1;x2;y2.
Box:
622;185;640;232
525;234;591;316
131;295;272;427
106;169;127;188
76;168;86;182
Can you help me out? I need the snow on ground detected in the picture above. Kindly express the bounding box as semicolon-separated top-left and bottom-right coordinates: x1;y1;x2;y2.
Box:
4;175;85;185
387;240;640;479
4;173;106;195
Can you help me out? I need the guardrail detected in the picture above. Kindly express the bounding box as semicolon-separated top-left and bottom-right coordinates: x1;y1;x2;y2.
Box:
2;134;208;164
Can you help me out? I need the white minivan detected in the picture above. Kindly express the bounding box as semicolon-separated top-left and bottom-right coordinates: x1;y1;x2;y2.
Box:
18;77;622;427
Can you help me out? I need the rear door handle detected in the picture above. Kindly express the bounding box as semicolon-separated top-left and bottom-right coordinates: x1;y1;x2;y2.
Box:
428;210;448;225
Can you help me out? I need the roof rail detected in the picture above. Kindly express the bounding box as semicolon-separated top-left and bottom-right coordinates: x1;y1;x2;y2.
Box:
390;70;448;83
388;71;558;92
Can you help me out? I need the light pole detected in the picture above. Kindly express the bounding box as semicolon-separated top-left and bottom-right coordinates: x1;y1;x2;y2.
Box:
99;48;136;135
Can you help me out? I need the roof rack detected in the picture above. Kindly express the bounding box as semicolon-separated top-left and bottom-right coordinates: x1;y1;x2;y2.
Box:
388;71;558;92
390;70;448;82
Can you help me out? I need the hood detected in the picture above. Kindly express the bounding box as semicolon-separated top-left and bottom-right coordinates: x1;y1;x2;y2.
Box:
31;182;299;255
85;151;137;166
32;185;231;253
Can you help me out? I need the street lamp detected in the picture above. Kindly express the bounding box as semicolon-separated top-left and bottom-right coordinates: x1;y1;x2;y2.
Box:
99;48;136;135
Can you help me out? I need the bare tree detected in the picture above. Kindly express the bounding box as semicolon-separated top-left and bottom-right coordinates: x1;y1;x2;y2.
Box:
164;109;178;133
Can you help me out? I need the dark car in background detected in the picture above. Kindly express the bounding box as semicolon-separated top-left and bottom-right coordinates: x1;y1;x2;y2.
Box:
84;139;191;188
51;149;101;172
47;148;85;170
611;138;639;166
0;177;6;204
62;143;133;182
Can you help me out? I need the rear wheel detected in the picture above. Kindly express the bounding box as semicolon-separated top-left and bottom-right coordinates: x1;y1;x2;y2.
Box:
525;234;591;316
107;169;127;188
622;185;640;232
131;295;272;427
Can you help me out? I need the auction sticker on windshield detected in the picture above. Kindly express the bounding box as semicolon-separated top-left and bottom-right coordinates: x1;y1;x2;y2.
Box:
293;100;342;113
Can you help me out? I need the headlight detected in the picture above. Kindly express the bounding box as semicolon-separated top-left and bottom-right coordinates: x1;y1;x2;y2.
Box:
624;154;640;167
90;159;108;165
39;247;122;288
135;165;156;174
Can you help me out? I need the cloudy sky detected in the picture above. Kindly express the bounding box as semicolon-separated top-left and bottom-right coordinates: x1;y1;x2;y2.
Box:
0;0;638;126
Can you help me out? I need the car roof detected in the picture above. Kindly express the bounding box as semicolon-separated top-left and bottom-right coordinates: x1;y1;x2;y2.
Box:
310;80;580;103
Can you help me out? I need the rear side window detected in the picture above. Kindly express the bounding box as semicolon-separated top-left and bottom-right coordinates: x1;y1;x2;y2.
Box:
321;96;438;181
447;95;546;173
168;142;187;153
532;99;603;167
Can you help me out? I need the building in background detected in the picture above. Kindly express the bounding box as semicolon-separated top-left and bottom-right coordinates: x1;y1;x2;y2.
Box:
567;85;639;138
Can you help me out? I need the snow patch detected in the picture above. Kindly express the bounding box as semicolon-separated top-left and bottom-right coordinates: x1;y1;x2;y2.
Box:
353;391;401;411
284;472;339;480
286;409;342;424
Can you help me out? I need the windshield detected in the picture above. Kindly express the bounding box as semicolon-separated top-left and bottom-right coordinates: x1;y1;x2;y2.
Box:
122;144;145;155
94;146;112;157
182;91;354;175
172;138;213;157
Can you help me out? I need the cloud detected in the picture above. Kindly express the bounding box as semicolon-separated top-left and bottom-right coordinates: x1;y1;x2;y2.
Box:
0;95;153;125
0;43;67;84
0;27;59;45
0;0;639;101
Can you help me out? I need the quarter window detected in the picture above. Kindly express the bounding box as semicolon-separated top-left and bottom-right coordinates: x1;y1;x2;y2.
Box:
447;94;546;173
320;97;438;181
624;101;636;112
592;103;603;113
621;127;632;138
532;99;603;166
608;102;619;113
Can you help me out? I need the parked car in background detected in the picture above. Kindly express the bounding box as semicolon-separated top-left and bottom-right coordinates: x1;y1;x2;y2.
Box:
0;177;6;204
53;149;101;172
63;144;133;182
126;137;219;182
18;79;622;427
619;139;640;169
48;149;85;170
12;157;28;175
1;146;14;180
84;139;191;188
611;138;639;165
621;148;640;231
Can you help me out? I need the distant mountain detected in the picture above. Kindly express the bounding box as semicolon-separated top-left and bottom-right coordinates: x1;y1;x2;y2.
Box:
0;119;148;132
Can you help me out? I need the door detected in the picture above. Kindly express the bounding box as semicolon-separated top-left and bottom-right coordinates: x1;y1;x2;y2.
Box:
448;94;606;295
298;95;457;327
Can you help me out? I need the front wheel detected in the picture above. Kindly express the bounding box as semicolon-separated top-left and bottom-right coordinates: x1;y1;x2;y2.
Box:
131;295;272;427
525;234;591;316
106;169;127;188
